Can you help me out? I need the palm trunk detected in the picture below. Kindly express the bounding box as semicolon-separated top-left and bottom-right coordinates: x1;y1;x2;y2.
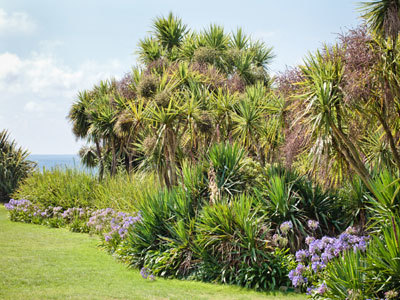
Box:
377;112;400;171
330;125;373;192
95;139;104;181
111;137;117;176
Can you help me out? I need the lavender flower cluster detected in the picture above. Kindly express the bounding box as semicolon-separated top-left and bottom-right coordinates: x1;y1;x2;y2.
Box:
87;208;141;242
5;199;141;244
5;199;64;220
289;226;369;296
140;267;155;281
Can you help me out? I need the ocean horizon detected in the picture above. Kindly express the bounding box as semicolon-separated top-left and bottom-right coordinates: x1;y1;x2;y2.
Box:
29;154;83;170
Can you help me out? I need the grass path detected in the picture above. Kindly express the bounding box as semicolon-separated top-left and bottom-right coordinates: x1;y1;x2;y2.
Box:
0;206;305;300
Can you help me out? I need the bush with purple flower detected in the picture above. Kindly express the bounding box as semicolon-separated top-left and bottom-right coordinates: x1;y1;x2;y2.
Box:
288;227;370;295
4;198;141;252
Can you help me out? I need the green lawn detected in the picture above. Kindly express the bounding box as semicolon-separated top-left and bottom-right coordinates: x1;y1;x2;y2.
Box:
0;206;305;300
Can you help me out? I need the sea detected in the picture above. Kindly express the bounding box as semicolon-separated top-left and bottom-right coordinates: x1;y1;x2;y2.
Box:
29;154;84;171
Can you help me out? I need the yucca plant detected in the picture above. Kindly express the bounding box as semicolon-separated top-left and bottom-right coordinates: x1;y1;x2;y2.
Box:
206;142;246;198
367;169;400;227
366;217;400;293
323;250;372;299
0;130;36;202
120;187;196;267
195;195;291;290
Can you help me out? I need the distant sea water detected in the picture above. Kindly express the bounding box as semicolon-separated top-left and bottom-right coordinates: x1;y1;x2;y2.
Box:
29;154;85;171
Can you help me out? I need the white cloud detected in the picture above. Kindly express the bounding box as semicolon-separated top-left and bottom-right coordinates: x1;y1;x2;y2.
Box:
0;8;36;35
0;50;125;154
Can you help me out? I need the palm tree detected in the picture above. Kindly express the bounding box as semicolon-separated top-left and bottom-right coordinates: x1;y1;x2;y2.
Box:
0;130;36;201
296;46;373;190
147;97;182;188
152;12;188;52
232;84;267;166
360;0;400;40
360;2;400;171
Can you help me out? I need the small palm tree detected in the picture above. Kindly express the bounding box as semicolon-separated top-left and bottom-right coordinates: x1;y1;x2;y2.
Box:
0;130;36;201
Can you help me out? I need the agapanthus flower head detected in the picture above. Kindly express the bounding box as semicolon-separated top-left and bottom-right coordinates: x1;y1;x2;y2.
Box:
316;283;327;295
295;250;309;262
280;221;293;235
344;226;357;235
307;219;319;231
305;236;315;245
385;290;399;299
140;267;149;279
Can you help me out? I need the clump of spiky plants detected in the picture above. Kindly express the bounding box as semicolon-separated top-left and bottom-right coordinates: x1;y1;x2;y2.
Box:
0;130;36;202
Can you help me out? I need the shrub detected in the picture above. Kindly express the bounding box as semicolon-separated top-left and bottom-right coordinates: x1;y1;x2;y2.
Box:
322;250;370;299
119;187;196;267
257;165;345;250
0;130;36;202
4;199;141;251
13;168;158;211
13;168;96;208
207;142;246;199
366;218;400;293
194;195;292;290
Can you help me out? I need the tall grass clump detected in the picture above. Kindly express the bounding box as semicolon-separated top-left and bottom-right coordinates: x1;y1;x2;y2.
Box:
14;168;159;211
0;129;36;202
92;172;159;211
14;168;96;208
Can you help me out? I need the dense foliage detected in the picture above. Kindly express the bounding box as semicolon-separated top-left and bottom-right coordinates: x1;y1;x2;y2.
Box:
0;130;35;202
13;168;158;211
5;1;400;298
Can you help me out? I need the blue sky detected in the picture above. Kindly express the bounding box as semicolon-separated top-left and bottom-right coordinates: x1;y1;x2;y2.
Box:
0;0;362;154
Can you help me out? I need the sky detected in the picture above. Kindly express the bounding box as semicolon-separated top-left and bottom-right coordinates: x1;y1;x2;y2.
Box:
0;0;363;154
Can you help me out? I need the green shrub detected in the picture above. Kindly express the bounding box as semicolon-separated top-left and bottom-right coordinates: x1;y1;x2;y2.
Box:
323;250;371;299
14;168;96;208
207;142;246;198
0;130;36;202
92;172;159;211
14;168;159;211
119;187;196;267
194;195;292;290
256;165;345;250
366;218;400;293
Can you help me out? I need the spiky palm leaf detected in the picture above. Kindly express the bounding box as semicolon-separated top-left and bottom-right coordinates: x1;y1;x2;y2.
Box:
0;130;36;201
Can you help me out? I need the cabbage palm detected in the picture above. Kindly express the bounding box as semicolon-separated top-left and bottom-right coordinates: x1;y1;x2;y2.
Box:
137;37;165;64
147;97;183;188
69;90;105;179
297;46;373;190
210;89;238;142
360;0;400;39
152;12;188;52
232;87;267;166
0;130;36;201
229;28;249;50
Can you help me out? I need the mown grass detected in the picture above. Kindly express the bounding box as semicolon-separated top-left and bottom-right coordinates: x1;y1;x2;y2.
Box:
0;206;305;300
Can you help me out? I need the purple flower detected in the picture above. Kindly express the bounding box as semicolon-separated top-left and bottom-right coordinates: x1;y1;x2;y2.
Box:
295;250;309;262
140;267;149;279
316;283;327;295
305;236;315;245
307;219;319;231
280;221;293;235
